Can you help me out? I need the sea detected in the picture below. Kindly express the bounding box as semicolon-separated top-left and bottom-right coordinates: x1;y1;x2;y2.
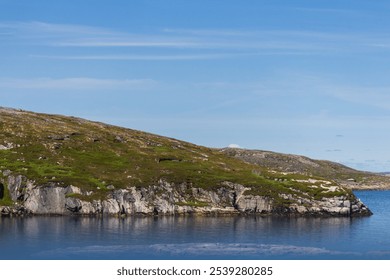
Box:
1;190;389;260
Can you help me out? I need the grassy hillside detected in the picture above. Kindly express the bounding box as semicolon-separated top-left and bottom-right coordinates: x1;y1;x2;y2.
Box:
221;148;390;189
0;107;355;207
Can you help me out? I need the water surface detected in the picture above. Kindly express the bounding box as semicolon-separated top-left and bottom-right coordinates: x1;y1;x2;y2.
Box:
1;190;389;259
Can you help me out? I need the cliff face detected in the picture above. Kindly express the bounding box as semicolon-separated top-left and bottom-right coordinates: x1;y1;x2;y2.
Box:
0;107;371;217
0;174;370;217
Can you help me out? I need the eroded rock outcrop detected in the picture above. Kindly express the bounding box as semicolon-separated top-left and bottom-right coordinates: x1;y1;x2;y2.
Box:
0;174;371;217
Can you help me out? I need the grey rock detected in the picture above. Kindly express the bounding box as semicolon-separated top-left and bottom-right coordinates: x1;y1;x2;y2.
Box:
343;200;351;208
0;142;13;150
114;135;125;143
7;175;25;201
102;199;120;214
0;206;11;216
65;197;82;213
339;207;350;215
236;195;272;213
0;173;372;216
24;185;68;214
47;135;69;141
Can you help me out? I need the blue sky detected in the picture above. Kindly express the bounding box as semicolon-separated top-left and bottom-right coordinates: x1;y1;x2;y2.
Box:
1;0;390;172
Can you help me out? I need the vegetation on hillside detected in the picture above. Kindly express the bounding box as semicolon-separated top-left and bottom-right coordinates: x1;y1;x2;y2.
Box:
0;108;357;207
222;148;390;188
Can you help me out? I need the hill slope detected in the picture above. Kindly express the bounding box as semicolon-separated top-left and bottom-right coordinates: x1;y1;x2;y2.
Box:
0;107;371;216
221;148;390;190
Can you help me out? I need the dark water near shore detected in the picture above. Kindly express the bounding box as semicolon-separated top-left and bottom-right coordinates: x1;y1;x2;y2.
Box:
1;190;390;260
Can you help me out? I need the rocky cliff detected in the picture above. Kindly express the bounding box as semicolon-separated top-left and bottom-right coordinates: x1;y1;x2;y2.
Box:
0;174;370;217
0;107;371;217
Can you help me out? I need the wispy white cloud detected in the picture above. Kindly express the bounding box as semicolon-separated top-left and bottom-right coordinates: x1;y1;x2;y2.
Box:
52;39;200;48
0;21;113;37
0;21;204;49
3;20;390;66
30;50;316;61
30;53;238;60
2;20;387;54
161;28;382;52
0;77;157;90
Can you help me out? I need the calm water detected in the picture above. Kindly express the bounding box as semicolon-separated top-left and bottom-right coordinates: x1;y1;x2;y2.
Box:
1;190;390;260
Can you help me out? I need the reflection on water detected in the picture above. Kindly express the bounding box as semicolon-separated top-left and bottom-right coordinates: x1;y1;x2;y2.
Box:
0;190;390;260
0;215;369;260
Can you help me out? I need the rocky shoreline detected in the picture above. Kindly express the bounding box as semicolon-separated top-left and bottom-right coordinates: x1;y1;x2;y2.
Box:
0;174;372;217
